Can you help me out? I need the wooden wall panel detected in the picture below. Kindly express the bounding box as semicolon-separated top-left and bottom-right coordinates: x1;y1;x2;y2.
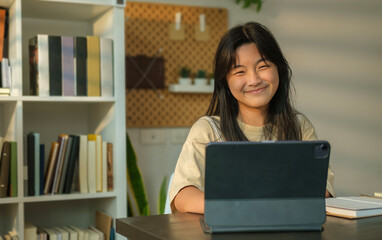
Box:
125;2;227;127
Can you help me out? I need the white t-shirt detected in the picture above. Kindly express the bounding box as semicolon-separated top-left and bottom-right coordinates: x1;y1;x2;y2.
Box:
169;115;335;212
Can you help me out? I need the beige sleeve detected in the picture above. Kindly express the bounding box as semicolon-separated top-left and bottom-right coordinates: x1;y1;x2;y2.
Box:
168;117;216;212
299;114;336;197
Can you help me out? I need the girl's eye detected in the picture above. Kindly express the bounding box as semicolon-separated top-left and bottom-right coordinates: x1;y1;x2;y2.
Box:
234;71;245;75
258;64;269;70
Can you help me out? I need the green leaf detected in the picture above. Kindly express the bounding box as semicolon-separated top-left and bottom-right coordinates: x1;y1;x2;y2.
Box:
236;0;242;4
126;132;150;216
243;0;252;8
158;176;168;214
256;0;263;12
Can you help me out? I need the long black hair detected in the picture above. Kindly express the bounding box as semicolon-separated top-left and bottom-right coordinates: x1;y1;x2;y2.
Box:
206;22;302;141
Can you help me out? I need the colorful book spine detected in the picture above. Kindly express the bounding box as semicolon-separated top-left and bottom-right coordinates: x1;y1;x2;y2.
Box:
62;36;75;96
100;38;114;97
27;133;35;196
33;132;40;196
63;135;79;194
107;142;113;191
0;141;10;197
87;134;97;193
86;36;101;96
79;135;88;193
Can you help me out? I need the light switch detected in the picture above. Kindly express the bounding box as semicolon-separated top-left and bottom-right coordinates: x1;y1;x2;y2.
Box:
140;129;166;144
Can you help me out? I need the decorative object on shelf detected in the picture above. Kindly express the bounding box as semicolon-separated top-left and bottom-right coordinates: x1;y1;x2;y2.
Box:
235;0;263;12
195;14;209;41
169;12;185;41
194;69;208;86
178;66;192;85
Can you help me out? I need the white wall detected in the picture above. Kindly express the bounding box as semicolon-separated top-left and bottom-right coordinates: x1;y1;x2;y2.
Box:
126;0;382;213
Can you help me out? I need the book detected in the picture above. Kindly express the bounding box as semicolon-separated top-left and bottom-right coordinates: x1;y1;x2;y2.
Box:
0;141;10;197
58;135;73;194
86;36;100;96
74;37;87;96
79;135;88;193
87;134;97;193
43;228;58;240
1;58;11;88
375;192;382;197
95;210;112;240
63;135;79;194
43;142;59;194
88;227;103;240
100;38;113;97
69;226;85;240
24;222;37;240
61;226;78;240
54;227;69;240
102;141;107;193
0;8;6;60
326;196;382;219
51;134;69;194
39;144;45;195
61;36;75;96
0;87;10;95
26;133;35;196
9;141;17;197
95;134;102;192
48;35;62;96
107;143;113;191
33;132;40;196
29;35;49;96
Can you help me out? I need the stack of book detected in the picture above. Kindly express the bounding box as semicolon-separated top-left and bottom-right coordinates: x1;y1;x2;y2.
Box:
23;211;115;240
326;196;382;219
0;136;17;198
0;7;11;96
25;133;113;196
29;34;114;97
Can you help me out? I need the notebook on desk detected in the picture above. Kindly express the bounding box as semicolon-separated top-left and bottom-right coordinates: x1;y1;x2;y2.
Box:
200;141;331;233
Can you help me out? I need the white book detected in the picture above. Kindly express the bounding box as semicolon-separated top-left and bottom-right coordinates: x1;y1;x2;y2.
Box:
79;135;88;193
68;226;84;240
87;136;96;193
102;141;107;193
1;58;11;88
43;228;58;240
84;229;96;240
88;227;103;240
24;222;37;240
54;227;68;240
100;38;113;97
95;135;102;192
62;227;78;240
326;196;382;219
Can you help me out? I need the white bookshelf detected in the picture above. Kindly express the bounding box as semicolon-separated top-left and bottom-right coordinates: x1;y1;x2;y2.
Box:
0;0;127;239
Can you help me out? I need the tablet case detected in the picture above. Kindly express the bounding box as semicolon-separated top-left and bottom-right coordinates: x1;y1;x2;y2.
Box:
202;141;330;233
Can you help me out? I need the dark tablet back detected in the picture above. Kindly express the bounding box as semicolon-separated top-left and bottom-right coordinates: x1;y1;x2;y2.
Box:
201;141;330;233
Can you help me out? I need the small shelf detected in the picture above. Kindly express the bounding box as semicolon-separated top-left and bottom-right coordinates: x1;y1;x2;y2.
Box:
22;192;116;203
21;96;115;103
169;84;214;93
0;197;20;204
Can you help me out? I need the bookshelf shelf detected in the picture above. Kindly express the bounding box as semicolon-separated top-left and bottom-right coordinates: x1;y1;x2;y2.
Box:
0;0;127;239
22;192;116;203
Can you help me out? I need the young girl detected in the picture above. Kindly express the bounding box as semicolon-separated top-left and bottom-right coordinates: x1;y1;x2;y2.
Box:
169;22;335;214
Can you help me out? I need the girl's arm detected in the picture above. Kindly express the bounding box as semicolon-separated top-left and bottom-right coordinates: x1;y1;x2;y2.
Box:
174;186;205;214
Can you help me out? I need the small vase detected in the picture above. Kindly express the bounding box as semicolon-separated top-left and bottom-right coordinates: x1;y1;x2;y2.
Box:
194;78;208;86
178;77;192;85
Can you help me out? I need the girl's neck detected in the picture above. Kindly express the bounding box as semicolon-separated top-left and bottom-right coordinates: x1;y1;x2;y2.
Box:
237;105;268;127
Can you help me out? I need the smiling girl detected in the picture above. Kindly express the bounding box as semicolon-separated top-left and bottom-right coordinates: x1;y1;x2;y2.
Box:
168;22;335;214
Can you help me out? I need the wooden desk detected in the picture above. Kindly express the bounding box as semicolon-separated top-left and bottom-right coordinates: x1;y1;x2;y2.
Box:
116;213;382;240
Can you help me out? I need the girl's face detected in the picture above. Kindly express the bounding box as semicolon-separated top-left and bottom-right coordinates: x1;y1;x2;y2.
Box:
227;43;279;115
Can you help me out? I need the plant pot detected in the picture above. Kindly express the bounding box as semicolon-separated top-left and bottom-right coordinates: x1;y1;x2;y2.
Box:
178;77;192;85
194;78;208;86
209;78;215;86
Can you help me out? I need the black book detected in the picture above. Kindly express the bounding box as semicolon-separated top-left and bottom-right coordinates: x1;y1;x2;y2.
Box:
27;133;35;196
63;135;79;193
74;37;87;96
39;144;45;195
0;141;10;197
48;36;62;96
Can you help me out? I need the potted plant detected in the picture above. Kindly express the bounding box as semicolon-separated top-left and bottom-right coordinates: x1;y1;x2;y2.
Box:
178;67;192;85
208;72;214;86
194;69;207;86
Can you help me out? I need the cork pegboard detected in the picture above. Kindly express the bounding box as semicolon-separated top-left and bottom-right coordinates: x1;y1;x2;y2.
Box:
124;2;228;127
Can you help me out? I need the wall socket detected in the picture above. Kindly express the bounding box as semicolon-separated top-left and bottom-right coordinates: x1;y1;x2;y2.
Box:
140;129;166;144
170;128;189;144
